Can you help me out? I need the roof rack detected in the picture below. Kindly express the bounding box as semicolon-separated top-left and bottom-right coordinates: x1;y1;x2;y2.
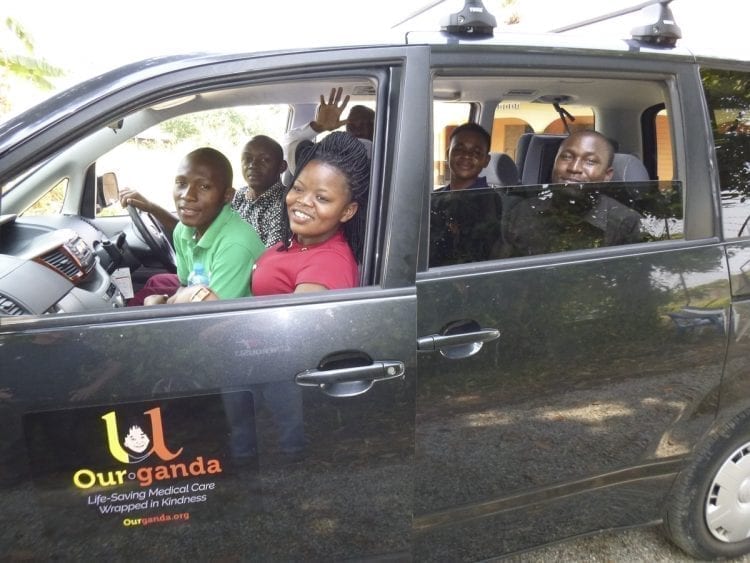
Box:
392;0;497;37
550;0;682;48
440;0;496;37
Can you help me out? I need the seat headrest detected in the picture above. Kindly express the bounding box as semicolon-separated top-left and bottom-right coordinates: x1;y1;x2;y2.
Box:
612;153;649;182
483;152;519;186
520;134;566;185
515;132;534;178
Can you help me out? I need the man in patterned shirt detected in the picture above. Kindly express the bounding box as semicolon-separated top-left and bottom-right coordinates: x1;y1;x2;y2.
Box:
231;135;287;246
120;135;287;248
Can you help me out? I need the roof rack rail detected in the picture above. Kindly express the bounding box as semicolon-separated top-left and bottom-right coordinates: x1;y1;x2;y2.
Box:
550;0;682;48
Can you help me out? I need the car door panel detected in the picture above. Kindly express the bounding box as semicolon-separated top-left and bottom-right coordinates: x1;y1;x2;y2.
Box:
0;289;416;560
414;243;729;559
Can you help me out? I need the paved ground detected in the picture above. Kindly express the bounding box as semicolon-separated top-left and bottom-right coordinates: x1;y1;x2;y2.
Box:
513;526;750;562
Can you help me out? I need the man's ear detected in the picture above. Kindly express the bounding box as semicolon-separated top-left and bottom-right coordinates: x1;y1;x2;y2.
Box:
604;167;614;181
481;153;491;168
224;187;235;203
278;159;288;175
339;201;359;224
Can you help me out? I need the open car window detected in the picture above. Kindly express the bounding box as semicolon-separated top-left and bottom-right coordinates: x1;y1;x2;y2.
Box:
95;106;290;218
0;73;381;318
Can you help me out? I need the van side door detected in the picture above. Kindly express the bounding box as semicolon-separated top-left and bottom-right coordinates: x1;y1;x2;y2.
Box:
414;50;729;559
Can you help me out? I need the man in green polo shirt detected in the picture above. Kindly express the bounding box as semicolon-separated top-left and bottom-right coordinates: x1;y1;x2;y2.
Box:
137;147;264;305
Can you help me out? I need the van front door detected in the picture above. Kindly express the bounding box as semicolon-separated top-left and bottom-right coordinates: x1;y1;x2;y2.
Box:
0;46;430;561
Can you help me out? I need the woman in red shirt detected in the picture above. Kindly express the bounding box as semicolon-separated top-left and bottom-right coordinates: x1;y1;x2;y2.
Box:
251;131;370;295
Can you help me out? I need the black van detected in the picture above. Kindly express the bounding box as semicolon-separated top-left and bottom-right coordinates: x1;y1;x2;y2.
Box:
1;1;749;560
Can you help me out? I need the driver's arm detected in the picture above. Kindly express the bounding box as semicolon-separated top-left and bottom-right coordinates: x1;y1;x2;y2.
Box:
119;188;178;238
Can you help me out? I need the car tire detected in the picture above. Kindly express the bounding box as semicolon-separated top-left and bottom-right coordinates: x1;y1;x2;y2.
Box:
663;410;750;559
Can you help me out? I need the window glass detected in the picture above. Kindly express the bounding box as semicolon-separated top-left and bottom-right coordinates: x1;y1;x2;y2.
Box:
21;178;68;216
429;75;681;268
430;181;683;266
96;105;289;217
701;68;750;239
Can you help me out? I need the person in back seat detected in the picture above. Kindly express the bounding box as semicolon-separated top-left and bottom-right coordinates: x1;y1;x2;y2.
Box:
503;130;642;256
437;123;492;191
430;123;505;266
551;129;614;184
283;87;374;175
121;135;287;248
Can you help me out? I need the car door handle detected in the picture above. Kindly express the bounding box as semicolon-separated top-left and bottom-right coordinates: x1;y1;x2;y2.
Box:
417;328;500;351
295;361;405;398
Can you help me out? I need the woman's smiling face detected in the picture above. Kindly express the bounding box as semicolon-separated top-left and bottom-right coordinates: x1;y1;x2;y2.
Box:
286;160;358;246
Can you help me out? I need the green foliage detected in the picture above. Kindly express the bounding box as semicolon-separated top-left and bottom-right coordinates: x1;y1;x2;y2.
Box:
4;16;33;51
22;179;67;216
702;68;750;199
1;17;65;92
160;116;200;141
158;106;287;146
2;53;64;90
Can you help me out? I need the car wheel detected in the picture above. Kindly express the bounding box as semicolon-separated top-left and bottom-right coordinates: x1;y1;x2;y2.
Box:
663;410;750;559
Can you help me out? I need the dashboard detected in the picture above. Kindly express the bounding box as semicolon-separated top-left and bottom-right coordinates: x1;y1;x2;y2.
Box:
0;214;126;316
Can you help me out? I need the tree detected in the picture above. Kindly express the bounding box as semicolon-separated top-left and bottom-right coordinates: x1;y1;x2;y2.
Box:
0;17;64;115
498;0;520;25
702;68;750;202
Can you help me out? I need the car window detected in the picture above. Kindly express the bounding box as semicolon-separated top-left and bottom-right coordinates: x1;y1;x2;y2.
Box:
96;105;290;218
0;74;381;318
430;181;682;266
21;178;68;216
701;67;750;239
429;74;683;268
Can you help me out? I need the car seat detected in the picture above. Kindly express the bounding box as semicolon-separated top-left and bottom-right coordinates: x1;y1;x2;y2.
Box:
518;134;566;184
515;132;533;181
483;152;520;186
611;153;649;181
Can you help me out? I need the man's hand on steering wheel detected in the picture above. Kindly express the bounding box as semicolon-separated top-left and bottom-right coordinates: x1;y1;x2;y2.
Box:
119;188;177;271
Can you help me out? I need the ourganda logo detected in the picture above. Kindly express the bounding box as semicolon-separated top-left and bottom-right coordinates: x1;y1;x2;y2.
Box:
72;405;221;489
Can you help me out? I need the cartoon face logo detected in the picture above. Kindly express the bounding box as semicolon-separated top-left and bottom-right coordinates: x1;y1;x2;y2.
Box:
101;408;182;464
123;425;150;454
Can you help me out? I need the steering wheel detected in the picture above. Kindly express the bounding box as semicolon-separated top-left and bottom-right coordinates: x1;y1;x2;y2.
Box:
127;205;177;271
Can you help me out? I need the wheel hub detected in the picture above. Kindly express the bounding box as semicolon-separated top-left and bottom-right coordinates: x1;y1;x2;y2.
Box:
706;441;750;543
739;478;750;504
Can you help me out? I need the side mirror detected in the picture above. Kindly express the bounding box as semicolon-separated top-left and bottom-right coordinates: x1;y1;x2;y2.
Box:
99;172;119;207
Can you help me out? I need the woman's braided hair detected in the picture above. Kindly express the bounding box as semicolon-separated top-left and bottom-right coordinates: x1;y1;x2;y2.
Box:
280;131;371;262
